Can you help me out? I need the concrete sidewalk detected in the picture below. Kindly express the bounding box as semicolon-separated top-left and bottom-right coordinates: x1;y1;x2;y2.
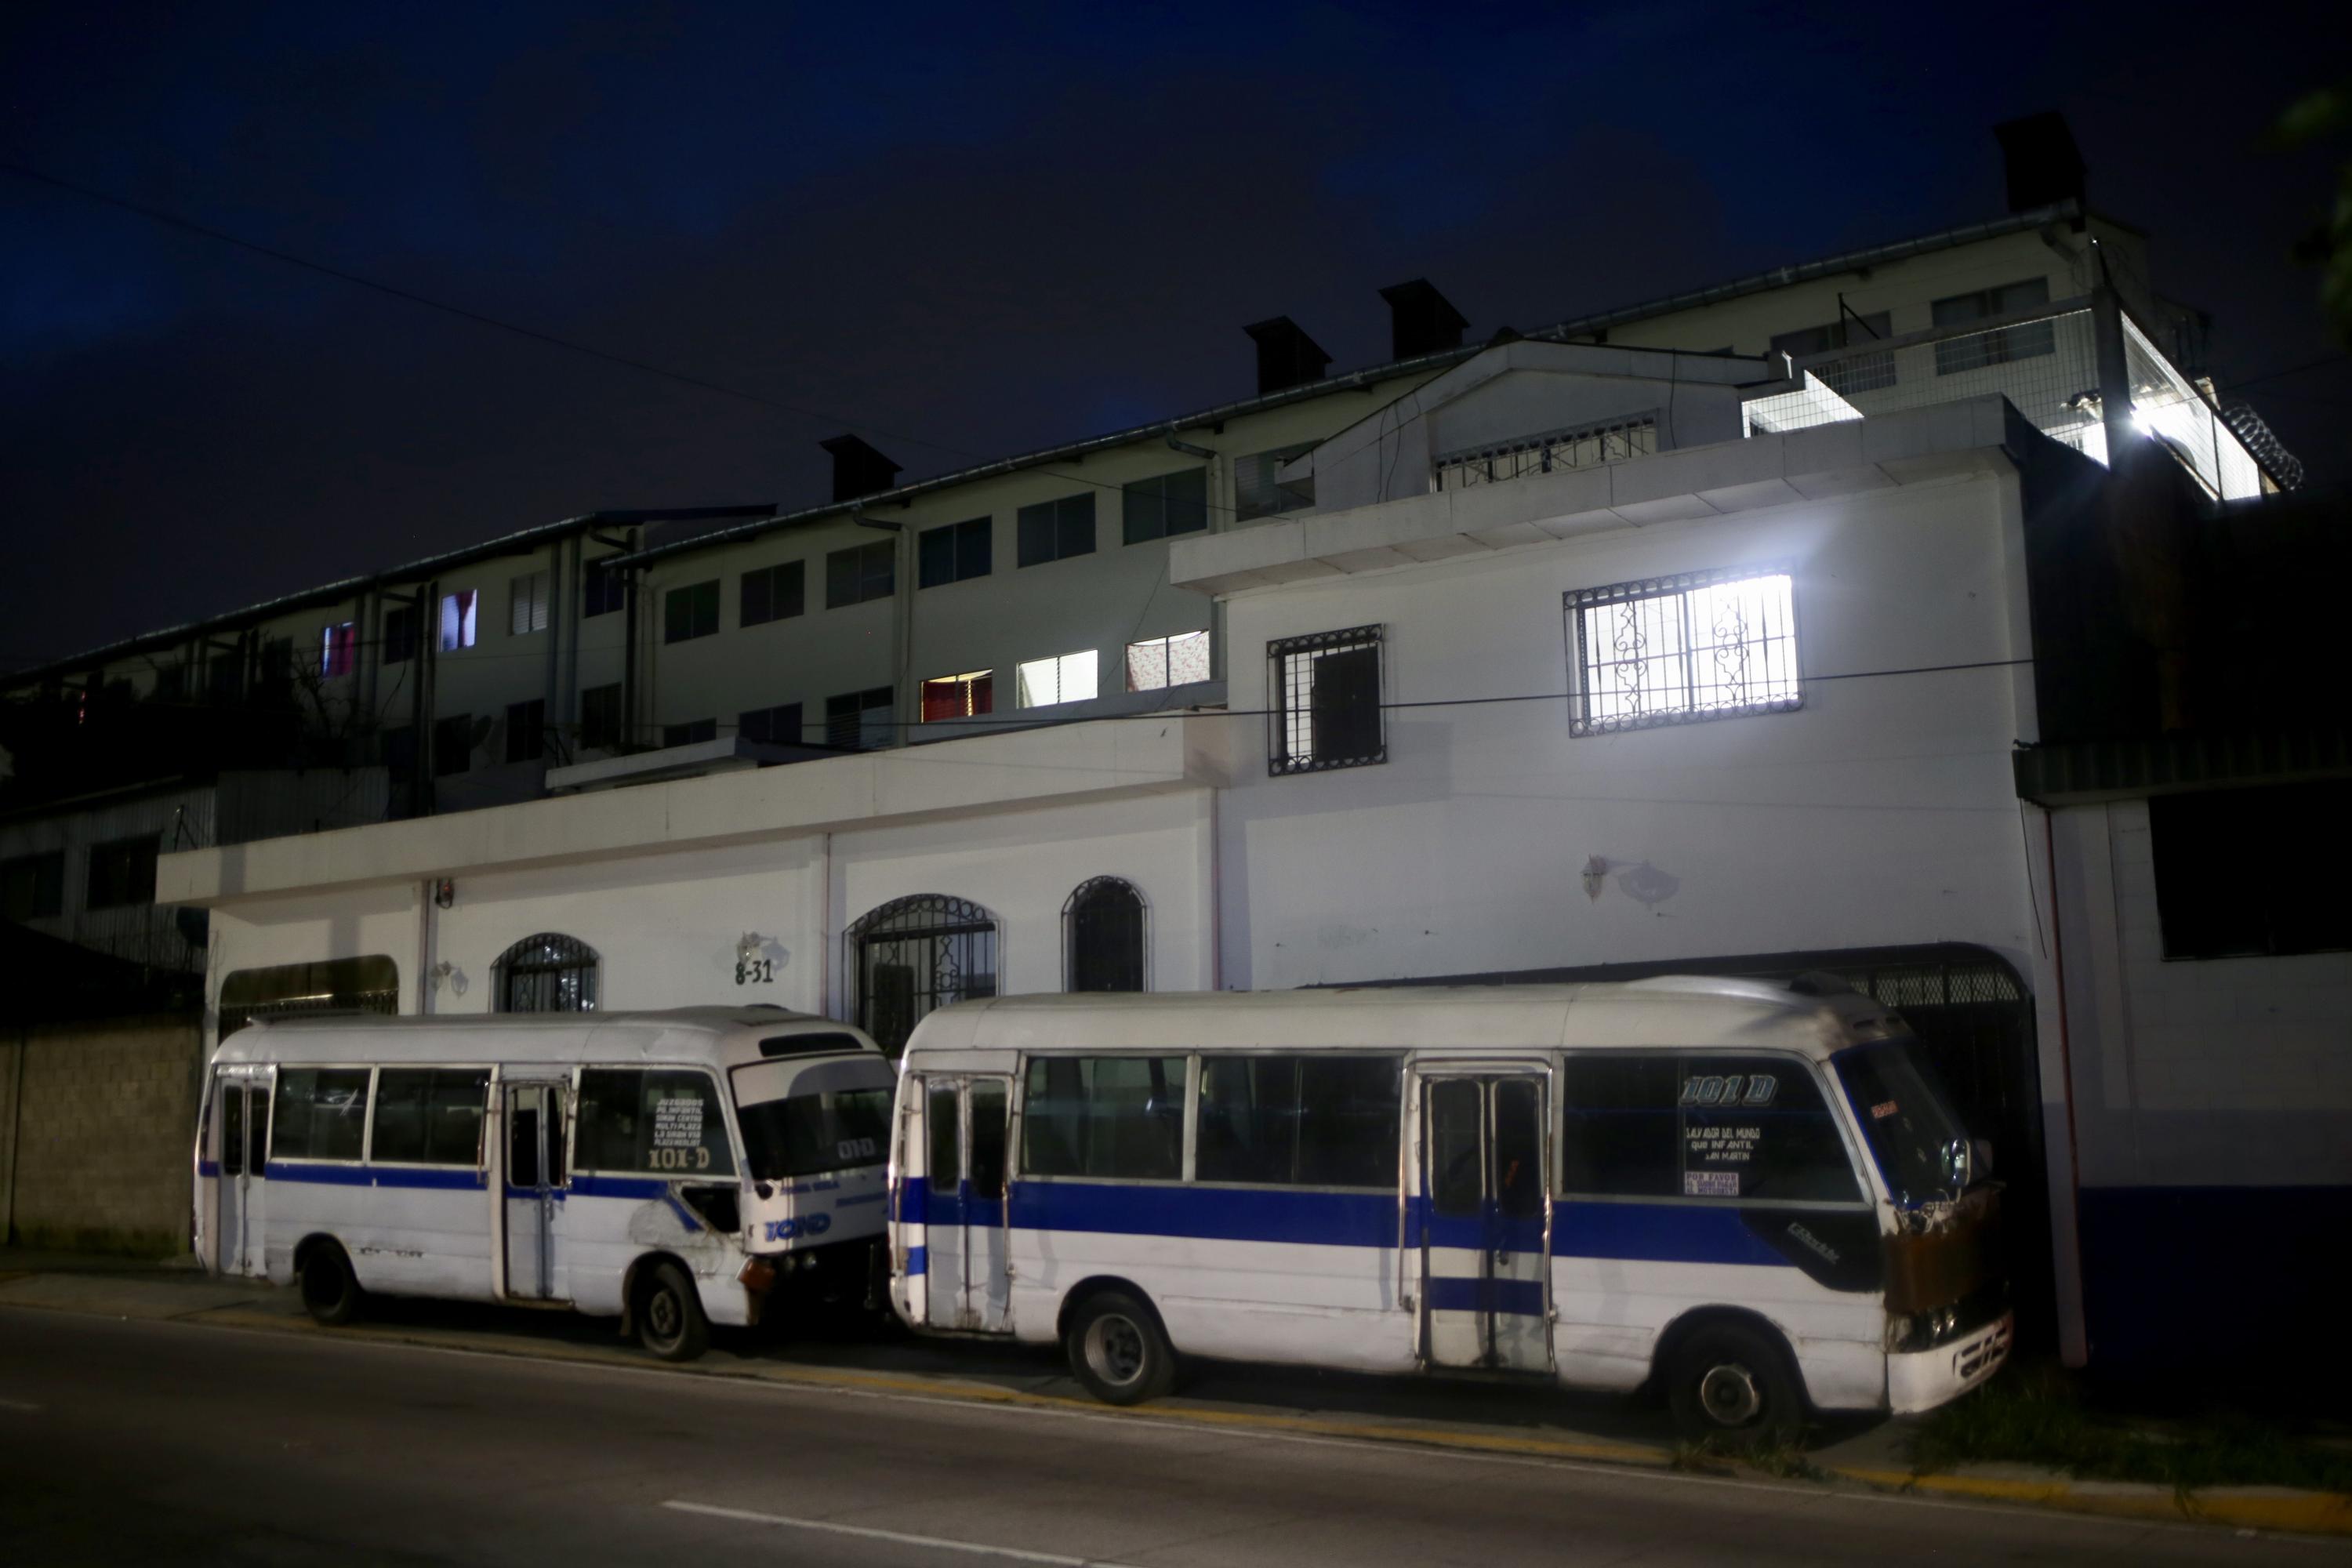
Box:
4;1248;2344;1539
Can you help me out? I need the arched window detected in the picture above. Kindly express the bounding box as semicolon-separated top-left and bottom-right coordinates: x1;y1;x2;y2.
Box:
1065;877;1146;993
494;932;600;1013
847;895;998;1055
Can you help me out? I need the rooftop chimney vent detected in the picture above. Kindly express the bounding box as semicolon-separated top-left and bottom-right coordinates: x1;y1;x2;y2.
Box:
1993;112;2087;214
1243;316;1331;396
819;434;902;503
1378;278;1469;360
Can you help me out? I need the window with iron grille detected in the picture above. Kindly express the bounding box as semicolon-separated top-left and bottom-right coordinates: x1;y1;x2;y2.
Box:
1770;311;1894;396
579;684;622;751
583;560;625;618
1235;445;1316;521
1932;278;2055;374
510;571;550;636
1268;625;1385;775
826;541;895;608
1;851;65;920
825;686;895;750
1566;568;1799;736
494;932;599;1013
662;717;717;748
505;699;545;763
739;702;803;746
847;894;999;1055
664;579;720;643
86;835;158;909
382;604;418;665
918;517;993;587
1016;493;1096;567
1434;419;1656;491
1065;877;1145;993
741;561;805;626
1121;469;1208;545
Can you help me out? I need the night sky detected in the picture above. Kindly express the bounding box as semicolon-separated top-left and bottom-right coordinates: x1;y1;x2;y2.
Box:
5;2;2344;672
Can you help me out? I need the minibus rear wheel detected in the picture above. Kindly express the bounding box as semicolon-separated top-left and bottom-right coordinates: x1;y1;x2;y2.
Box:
1066;1290;1176;1405
1666;1323;1803;1447
299;1241;362;1327
637;1261;710;1363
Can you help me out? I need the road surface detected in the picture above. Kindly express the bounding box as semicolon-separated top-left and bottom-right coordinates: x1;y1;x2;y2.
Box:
0;1306;2326;1565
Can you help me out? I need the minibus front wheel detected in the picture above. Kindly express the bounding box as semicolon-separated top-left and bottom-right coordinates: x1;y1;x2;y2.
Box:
1664;1322;1803;1446
637;1260;711;1363
299;1240;362;1327
1066;1290;1176;1406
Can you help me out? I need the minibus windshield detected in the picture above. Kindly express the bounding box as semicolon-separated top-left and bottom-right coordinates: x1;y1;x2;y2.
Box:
1832;1038;1973;1207
731;1060;892;1181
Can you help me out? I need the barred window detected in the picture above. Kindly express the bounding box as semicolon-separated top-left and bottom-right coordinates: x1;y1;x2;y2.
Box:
1566;570;1798;737
1065;877;1145;993
1435;419;1655;491
1268;625;1384;775
494;932;599;1013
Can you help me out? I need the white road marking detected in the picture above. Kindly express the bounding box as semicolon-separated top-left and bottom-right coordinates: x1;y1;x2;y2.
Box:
13;1308;2336;1548
663;1501;1145;1566
0;1397;41;1413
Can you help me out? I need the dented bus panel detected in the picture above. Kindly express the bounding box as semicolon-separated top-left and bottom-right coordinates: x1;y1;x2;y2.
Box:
191;1007;895;1359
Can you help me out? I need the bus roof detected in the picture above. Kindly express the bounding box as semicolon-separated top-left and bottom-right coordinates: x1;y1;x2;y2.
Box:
210;1007;882;1071
907;978;1898;1062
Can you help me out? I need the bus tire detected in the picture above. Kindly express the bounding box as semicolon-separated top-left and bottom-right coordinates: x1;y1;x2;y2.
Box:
1666;1323;1804;1446
637;1261;710;1363
1065;1290;1176;1406
299;1241;362;1327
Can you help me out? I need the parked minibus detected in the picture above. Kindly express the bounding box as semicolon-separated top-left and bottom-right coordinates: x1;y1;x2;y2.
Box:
888;978;2009;1440
195;1007;895;1359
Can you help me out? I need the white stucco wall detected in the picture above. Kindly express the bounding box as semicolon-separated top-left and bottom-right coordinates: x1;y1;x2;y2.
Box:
1214;470;2045;992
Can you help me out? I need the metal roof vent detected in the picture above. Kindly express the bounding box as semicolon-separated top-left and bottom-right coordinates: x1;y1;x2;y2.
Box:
819;434;902;503
1379;278;1468;360
1243;316;1332;395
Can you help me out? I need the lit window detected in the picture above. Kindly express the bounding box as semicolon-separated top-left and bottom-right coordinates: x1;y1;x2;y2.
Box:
510;571;550;636
438;590;477;652
1566;569;1799;736
921;670;993;721
319;622;356;677
1268;626;1383;775
1125;630;1210;691
1016;651;1097;708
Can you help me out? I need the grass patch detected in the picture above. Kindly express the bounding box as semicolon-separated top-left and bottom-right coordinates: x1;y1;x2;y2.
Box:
1911;1362;2352;1494
1672;1436;1828;1482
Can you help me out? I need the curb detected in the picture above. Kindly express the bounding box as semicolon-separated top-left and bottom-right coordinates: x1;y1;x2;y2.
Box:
1828;1465;2352;1537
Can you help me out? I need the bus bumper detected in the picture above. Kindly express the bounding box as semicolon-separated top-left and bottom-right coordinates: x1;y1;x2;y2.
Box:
1887;1309;2013;1414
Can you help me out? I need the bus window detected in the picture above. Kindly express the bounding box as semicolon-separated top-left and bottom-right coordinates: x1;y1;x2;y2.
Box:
1493;1078;1543;1218
1559;1054;1860;1204
1832;1039;1972;1206
1196;1055;1399;1188
272;1069;371;1161
729;1062;891;1183
1021;1056;1183;1181
372;1069;490;1165
576;1069;735;1178
969;1080;1007;1199
1427;1080;1483;1216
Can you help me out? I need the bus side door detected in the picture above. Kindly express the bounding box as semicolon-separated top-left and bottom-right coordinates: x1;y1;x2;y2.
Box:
914;1073;1012;1333
1414;1069;1553;1374
214;1069;272;1278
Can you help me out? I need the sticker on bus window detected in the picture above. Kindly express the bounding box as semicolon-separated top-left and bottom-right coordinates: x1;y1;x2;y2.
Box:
1679;1073;1777;1108
1871;1099;1899;1120
1683;1170;1740;1197
652;1097;706;1149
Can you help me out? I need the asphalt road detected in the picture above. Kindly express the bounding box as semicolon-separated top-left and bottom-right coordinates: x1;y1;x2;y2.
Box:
0;1307;2328;1566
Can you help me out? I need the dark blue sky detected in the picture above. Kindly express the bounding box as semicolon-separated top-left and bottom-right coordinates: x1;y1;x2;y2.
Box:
4;2;2343;668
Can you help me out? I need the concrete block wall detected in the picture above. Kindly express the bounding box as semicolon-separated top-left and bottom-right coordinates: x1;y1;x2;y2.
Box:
2;1016;204;1256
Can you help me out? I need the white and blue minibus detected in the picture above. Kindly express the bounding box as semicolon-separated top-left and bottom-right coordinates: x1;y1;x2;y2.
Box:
195;1007;895;1359
888;978;2009;1440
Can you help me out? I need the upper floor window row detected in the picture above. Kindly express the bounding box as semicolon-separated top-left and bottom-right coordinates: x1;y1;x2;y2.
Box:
1018;493;1095;568
920;517;992;588
665;579;720;644
742;561;805;626
828;541;895;608
1121;468;1207;545
1930;277;2053;374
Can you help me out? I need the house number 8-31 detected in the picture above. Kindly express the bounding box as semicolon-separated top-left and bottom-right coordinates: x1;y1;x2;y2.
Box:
734;958;775;985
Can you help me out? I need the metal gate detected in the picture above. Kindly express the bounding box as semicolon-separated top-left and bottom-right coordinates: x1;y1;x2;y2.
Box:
848;895;1000;1056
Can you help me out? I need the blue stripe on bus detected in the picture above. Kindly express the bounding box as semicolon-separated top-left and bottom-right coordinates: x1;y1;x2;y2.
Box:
263;1163;485;1191
906;1245;927;1277
569;1174;704;1232
904;1179;1797;1271
1425;1276;1546;1316
198;1160;220;1177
